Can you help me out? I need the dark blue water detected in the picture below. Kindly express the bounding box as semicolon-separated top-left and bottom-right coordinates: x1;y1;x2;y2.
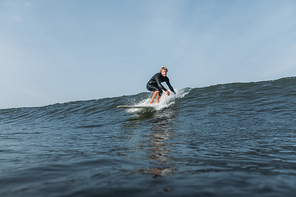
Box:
1;77;296;197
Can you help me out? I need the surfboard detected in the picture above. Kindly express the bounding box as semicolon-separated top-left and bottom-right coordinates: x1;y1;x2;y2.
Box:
117;105;154;109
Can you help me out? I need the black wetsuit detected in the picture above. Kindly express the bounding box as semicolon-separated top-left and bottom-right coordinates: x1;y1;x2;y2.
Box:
146;73;175;95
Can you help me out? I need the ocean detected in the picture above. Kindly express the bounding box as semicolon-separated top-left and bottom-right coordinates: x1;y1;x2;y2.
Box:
1;77;296;197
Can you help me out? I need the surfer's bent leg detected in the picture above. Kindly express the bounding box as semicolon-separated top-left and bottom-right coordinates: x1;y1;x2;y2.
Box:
150;91;159;104
156;93;161;103
147;83;162;104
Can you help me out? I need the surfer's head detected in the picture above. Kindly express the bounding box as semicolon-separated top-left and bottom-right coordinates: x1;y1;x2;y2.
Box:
160;67;168;77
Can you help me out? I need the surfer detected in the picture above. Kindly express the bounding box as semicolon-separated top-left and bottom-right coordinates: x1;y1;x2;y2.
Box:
146;67;176;104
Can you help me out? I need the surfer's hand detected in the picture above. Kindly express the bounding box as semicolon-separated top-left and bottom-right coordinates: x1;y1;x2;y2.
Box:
166;91;170;96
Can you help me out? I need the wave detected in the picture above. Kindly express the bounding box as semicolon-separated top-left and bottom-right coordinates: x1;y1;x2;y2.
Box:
1;76;296;124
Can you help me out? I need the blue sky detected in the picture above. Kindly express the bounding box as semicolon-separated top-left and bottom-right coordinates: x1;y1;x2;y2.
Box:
1;0;296;109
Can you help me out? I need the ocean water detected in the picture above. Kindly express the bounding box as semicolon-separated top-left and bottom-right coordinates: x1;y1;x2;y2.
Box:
1;77;296;197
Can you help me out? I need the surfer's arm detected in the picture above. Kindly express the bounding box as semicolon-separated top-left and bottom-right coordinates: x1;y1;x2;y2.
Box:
166;79;176;94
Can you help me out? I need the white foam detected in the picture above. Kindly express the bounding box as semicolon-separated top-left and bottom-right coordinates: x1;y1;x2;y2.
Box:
127;88;191;113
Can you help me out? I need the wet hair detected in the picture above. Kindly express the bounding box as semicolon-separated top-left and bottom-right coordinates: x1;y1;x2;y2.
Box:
160;66;168;73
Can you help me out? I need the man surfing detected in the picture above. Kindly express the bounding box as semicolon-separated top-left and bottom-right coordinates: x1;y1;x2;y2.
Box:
146;67;176;104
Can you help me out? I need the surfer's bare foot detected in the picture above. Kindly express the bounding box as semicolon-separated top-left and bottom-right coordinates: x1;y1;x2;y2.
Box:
149;101;153;104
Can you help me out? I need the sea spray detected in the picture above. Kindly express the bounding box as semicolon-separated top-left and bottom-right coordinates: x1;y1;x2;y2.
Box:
125;88;191;113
